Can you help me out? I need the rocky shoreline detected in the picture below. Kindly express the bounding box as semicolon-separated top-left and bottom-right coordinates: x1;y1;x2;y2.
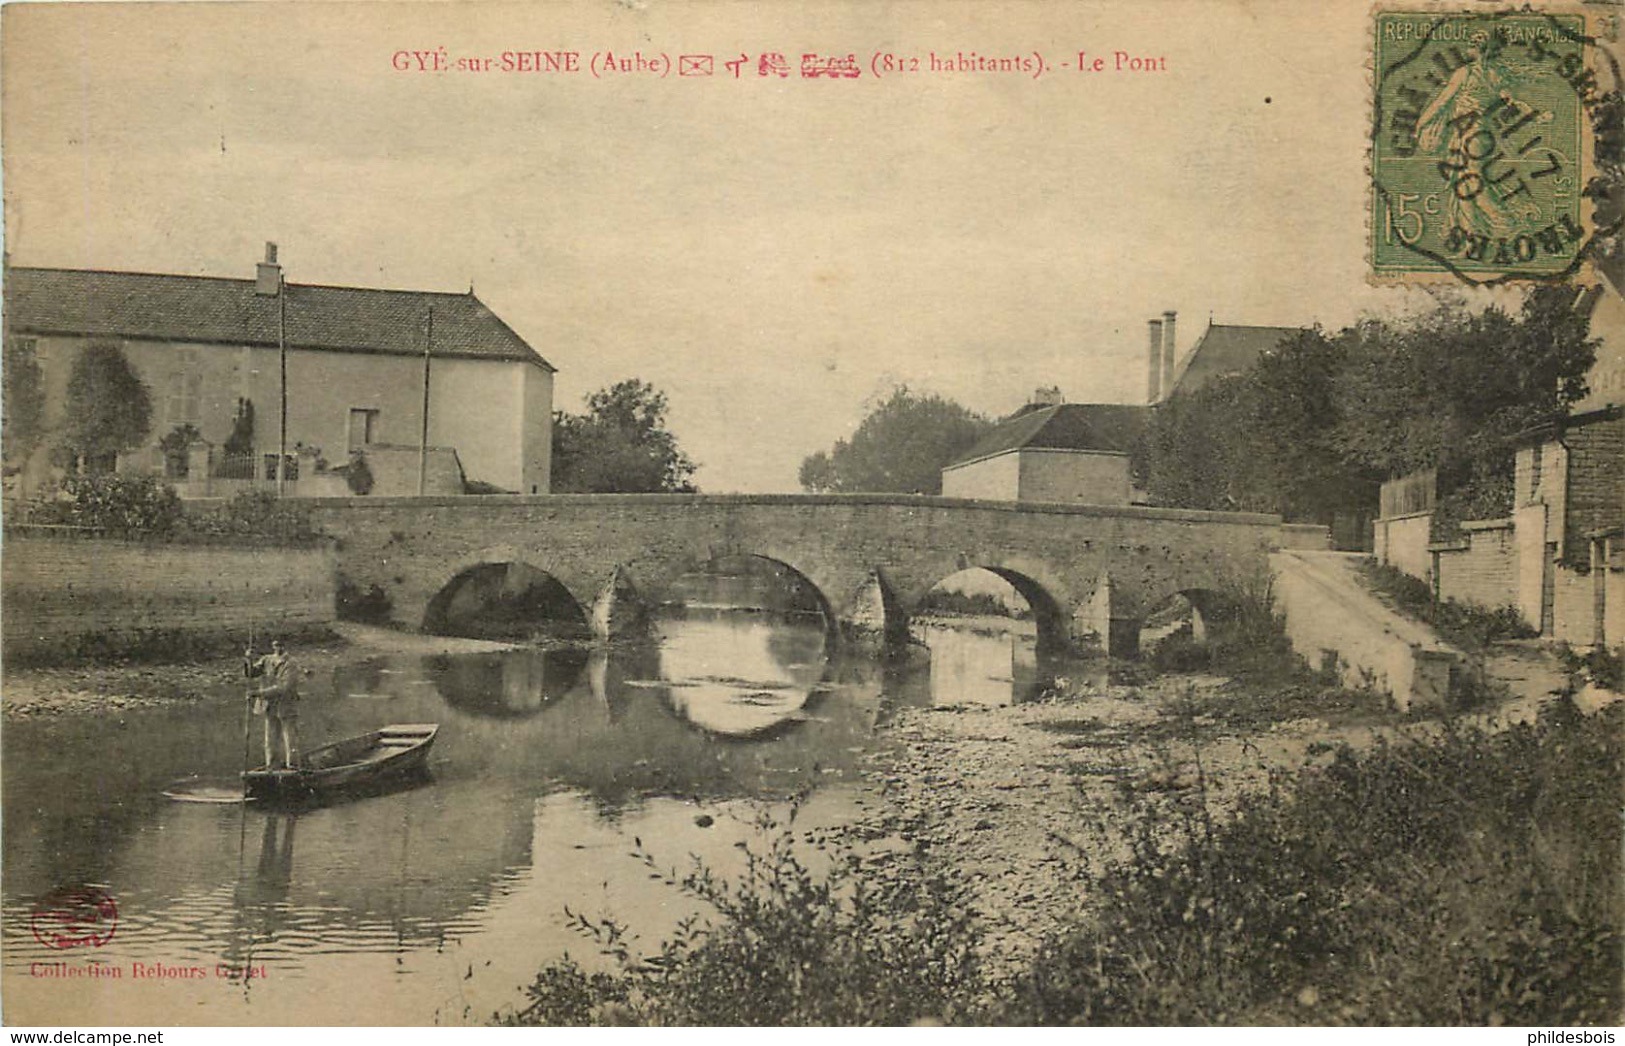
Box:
843;675;1382;978
841;644;1611;980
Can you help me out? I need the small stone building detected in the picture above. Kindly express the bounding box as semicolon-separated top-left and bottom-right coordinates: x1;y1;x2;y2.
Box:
941;392;1147;506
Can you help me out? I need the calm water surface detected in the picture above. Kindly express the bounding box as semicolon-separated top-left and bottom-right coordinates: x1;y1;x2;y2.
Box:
2;610;1050;1025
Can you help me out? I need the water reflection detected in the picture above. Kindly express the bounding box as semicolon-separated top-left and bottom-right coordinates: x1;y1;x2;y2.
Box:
652;612;829;737
912;619;1043;707
416;648;589;718
1;607;1068;1026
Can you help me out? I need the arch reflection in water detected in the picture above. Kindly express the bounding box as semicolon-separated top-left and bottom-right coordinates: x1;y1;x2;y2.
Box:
652;612;829;737
911;567;1044;707
421;648;589;718
912;621;1042;707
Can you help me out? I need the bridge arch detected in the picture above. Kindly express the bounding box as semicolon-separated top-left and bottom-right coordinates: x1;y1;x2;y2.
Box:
606;549;842;641
904;558;1074;654
423;551;590;637
1132;585;1242;661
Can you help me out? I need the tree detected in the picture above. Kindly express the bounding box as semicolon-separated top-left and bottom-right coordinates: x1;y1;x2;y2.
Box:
1331;288;1597;477
1140;286;1597;533
2;339;46;467
551;379;698;493
55;341;153;474
799;386;993;494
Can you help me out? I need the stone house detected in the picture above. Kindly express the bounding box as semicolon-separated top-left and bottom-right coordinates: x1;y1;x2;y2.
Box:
3;246;556;497
941;389;1147;505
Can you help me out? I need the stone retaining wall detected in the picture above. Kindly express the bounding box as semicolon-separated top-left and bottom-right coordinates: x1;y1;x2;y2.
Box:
2;531;335;664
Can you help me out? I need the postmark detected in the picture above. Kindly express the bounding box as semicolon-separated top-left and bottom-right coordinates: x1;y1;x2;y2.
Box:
30;884;119;950
1370;6;1612;283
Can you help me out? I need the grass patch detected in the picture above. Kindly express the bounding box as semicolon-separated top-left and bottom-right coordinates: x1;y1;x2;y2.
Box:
1356;560;1537;652
1008;701;1623;1025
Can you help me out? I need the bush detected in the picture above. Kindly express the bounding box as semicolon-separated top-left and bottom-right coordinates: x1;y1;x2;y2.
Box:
20;474;183;534
1358;561;1538;651
1005;704;1624;1025
344;451;374;496
1557;643;1625;692
502;815;990;1026
1148;629;1212;673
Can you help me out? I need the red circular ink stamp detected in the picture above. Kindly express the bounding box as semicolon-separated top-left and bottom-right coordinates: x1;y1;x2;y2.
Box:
30;884;118;949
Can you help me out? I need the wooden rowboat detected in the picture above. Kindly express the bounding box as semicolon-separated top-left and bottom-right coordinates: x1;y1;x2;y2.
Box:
242;724;439;803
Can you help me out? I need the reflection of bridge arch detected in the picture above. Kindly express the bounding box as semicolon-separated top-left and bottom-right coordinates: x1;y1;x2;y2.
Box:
422;550;588;636
422;648;590;719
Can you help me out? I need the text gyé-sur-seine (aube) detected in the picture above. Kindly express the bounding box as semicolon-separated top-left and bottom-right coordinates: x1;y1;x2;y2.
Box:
390;48;1168;79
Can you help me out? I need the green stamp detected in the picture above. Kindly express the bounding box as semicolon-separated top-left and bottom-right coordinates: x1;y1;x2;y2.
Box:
1371;9;1597;282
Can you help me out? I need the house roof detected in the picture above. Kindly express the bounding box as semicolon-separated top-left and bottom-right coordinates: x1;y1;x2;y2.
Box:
946;402;1148;468
1167;323;1303;397
4;266;555;371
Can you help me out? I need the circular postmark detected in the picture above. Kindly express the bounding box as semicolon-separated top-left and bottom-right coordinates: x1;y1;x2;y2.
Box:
30;884;119;950
1370;6;1620;284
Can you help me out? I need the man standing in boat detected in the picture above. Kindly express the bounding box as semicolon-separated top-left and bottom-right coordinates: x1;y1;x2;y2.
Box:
244;638;301;769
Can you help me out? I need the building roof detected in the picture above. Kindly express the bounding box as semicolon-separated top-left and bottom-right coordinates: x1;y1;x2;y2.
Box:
4;266;555;371
1167;323;1303;397
946;402;1148;468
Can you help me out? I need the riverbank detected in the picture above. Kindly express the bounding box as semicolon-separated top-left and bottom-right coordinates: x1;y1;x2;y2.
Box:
846;672;1396;980
849;641;1622;982
508;648;1621;1024
0;623;523;719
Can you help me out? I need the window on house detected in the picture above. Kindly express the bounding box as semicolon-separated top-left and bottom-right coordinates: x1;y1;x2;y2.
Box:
167;348;202;427
348;408;380;451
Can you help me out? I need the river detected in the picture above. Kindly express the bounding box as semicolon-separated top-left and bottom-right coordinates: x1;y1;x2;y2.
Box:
1;599;1058;1025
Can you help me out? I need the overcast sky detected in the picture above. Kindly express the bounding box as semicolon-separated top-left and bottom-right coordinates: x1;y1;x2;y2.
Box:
3;0;1485;491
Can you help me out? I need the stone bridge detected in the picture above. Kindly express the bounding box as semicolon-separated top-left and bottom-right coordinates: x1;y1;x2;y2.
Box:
307;494;1283;655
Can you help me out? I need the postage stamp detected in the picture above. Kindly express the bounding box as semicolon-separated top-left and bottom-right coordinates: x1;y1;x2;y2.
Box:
1370;7;1605;283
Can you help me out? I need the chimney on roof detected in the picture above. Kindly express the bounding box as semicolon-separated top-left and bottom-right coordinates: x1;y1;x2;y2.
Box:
1031;385;1064;408
256;241;281;296
1160;310;1177;397
1146;319;1164;402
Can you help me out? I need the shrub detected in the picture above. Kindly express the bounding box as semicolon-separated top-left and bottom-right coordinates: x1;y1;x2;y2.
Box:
1358;561;1538;651
502;815;990;1026
345;451;374;495
1005;704;1624;1025
21;474;183;534
1148;629;1212;673
1557;643;1625;692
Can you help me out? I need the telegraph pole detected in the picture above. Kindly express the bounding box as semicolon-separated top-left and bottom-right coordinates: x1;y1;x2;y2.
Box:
277;269;288;496
417;305;433;496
